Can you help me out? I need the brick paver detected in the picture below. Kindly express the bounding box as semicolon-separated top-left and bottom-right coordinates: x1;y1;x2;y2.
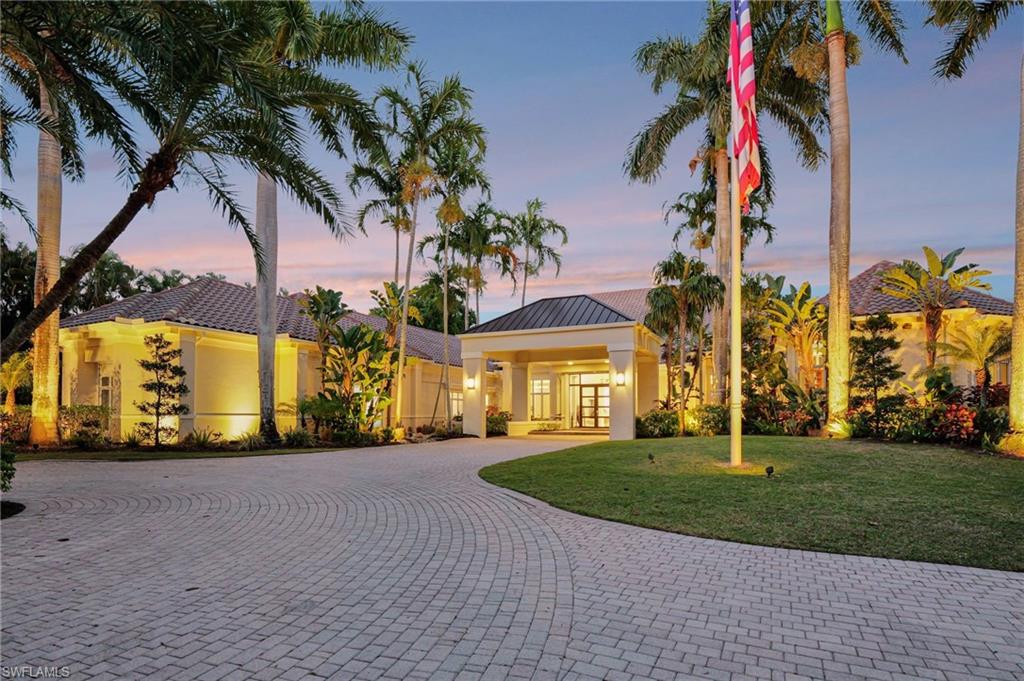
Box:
2;437;1022;680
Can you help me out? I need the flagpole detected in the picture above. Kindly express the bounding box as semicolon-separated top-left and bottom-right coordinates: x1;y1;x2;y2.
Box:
729;92;744;468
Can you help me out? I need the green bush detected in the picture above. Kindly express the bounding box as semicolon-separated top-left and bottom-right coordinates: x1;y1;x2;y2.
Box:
183;427;223;449
0;406;31;445
330;429;378;447
58;405;110;446
1;447;15;492
236;431;266;451
282;427;316;448
974;406;1009;448
692;405;728;436
486;410;511;436
636;409;679;438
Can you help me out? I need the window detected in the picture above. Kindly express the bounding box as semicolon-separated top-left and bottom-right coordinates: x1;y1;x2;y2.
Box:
450;391;464;418
531;378;551;420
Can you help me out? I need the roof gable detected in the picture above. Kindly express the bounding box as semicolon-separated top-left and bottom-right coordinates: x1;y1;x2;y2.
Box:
464;294;634;334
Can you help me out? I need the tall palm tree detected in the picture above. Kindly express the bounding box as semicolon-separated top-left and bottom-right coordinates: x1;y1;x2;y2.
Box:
937;319;1012;409
450;202;517;327
348;144;410;284
503;198;568;308
248;1;410;443
653;252;724;432
1;3;350;364
1;351;31;416
879;247;991;369
374;63;486;429
645;285;681;406
774;0;907;432
925;0;1024;432
626;3;827;404
767;281;827;393
369;281;421;427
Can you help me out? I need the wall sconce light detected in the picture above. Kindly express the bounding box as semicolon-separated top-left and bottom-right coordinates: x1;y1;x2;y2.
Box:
614;372;626;386
466;377;477;390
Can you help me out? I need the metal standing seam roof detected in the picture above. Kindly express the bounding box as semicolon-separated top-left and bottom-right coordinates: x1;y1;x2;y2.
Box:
462;294;636;334
60;278;467;366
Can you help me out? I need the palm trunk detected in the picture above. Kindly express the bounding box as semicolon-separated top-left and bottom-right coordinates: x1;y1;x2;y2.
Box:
254;172;279;442
664;328;675;406
825;10;851;435
394;200;418;431
5;386;17;415
924;308;943;369
678;304;688;434
712;147;730;406
1;148;178;364
442;222;451;428
1010;54;1024;433
464;255;471;331
521;245;529;308
29;78;62;445
394;224;400;285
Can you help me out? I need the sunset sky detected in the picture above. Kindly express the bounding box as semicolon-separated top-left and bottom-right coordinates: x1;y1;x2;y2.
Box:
3;1;1022;321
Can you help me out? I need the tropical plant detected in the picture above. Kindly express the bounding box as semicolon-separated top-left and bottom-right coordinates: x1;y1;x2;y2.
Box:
773;0;908;432
879;247;991;369
247;1;410;443
299;286;351;382
0;233;35;344
766;282;826;394
1;3;348;367
924;1;1024;436
409;272;477;335
320;324;396;434
236;431;266;452
850;313;905;436
373;62;485;428
1;351;31;415
653;252;725;431
937;318;1012;407
369;281;421;427
134;334;189;447
451;201;517;326
502;198;568;308
645;285;681;405
349;142;411;284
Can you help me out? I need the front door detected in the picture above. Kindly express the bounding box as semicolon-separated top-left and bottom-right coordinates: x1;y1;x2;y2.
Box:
577;384;610;429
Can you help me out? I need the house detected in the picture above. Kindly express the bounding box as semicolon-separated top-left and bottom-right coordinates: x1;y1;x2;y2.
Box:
59;278;499;441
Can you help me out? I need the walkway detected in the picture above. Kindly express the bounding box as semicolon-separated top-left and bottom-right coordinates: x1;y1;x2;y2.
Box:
1;438;1021;680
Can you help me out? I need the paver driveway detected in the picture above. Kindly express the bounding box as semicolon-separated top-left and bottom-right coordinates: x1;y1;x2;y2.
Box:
2;437;1022;681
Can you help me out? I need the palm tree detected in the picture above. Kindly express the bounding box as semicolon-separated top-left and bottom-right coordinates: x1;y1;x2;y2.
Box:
925;0;1024;432
653;252;724;432
299;286;350;384
1;3;349;365
645;285;681;407
767;282;827;394
248;2;410;443
774;0;908;432
1;351;31;416
879;247;991;369
374;63;486;429
450;202;517;327
626;4;827;404
504;198;568;308
937;319;1012;409
369;281;421;428
348;144;410;284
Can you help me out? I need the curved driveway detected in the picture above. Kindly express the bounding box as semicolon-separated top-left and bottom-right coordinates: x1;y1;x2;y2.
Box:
2;437;1022;681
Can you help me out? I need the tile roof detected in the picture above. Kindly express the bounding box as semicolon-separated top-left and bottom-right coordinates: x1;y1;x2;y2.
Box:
60;278;465;366
589;288;652;322
823;261;1013;317
463;294;635;334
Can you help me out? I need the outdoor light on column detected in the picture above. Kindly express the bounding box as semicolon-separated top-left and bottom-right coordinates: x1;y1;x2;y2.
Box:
614;372;625;386
465;377;477;390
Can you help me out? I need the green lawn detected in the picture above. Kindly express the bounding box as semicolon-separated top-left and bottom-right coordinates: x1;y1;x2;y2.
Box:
12;447;339;462
480;436;1024;572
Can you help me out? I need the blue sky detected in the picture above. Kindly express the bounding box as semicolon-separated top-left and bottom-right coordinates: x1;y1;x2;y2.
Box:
3;1;1022;319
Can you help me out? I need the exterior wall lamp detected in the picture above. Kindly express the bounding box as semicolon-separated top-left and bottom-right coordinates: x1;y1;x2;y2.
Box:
614;372;626;386
465;377;477;390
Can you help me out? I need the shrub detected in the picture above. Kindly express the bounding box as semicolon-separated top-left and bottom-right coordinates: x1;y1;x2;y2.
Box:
0;447;14;492
0;406;31;445
974;406;1009;449
122;429;142;448
486;410;511;436
936;403;976;443
923;366;957;402
330;429;378;447
887;403;943;443
692;405;728;436
378;427;396;444
58;405;110;446
283;427;316;448
636;409;679;438
236;431;266;451
183;427;223;450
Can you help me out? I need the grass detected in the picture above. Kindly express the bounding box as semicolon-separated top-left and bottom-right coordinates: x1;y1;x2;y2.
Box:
480;436;1024;572
12;446;340;462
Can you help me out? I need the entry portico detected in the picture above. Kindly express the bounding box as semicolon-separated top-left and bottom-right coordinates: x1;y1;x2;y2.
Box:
460;292;663;440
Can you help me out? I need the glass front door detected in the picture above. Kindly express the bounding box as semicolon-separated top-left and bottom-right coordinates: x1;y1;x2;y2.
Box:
576;384;610;429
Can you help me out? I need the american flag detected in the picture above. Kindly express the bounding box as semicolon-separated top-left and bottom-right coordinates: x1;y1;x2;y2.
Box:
728;0;761;213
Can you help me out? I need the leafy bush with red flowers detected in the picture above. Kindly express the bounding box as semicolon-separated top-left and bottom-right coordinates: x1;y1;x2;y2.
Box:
935;403;976;443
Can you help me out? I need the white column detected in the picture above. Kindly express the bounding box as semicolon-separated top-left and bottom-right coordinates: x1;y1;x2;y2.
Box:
608;347;636;440
462;352;487;438
510;362;529;421
499;361;513;413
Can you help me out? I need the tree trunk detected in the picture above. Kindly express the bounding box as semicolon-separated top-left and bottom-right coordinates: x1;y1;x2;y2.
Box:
254;172;280;442
394;200;418;431
924;308;943;369
712;147;730;406
465;255;471;331
394;224;400;285
678;304;688;434
442;222;451;428
29;78;62;445
825;18;851;435
1010;54;1024;433
521;245;529;308
5;387;16;415
0;148;178;364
